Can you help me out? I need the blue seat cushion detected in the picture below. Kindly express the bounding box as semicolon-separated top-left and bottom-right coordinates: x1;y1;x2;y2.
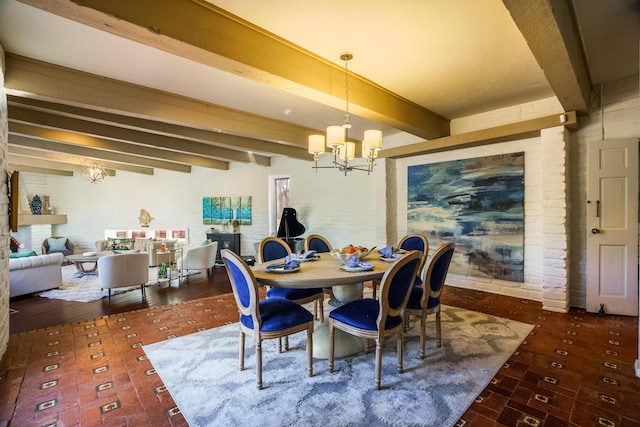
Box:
329;299;403;331
241;299;313;332
266;287;323;301
406;287;440;310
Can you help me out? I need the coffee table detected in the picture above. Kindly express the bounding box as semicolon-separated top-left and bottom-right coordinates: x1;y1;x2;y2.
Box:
66;253;108;277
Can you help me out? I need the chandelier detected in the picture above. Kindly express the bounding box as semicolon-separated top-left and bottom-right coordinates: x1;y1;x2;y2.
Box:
82;162;108;184
308;53;382;175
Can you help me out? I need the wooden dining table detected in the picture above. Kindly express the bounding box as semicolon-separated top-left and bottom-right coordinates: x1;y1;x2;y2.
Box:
251;251;398;358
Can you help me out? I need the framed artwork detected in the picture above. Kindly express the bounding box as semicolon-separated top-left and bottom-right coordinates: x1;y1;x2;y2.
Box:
407;152;525;282
203;196;252;225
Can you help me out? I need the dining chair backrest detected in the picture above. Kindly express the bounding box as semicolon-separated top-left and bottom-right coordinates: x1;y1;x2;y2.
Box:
377;250;421;329
304;234;333;253
398;233;429;276
221;249;261;335
257;237;291;263
422;242;455;302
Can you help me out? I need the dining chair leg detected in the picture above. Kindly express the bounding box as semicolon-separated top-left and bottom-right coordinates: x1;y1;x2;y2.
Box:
375;340;383;390
256;339;263;390
420;315;427;358
284;335;290;351
436;309;442;347
328;321;335;373
318;296;324;323
239;331;245;371
277;337;283;353
306;326;313;377
397;330;404;373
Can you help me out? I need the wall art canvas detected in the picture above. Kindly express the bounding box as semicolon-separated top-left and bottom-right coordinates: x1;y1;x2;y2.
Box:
203;196;252;225
408;152;524;282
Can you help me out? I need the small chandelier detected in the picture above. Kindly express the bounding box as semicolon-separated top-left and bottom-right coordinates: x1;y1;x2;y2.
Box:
308;53;382;175
82;162;107;184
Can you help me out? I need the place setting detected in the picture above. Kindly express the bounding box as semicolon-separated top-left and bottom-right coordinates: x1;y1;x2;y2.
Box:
378;245;405;262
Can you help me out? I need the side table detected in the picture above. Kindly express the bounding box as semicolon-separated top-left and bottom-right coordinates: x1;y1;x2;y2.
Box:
155;248;183;284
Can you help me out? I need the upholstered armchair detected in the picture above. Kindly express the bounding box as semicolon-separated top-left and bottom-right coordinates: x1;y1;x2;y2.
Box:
42;236;76;256
176;241;218;276
97;253;150;299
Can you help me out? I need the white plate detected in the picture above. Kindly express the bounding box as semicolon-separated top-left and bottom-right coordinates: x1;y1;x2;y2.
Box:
82;251;97;257
266;266;300;274
380;257;397;262
340;265;374;272
297;256;319;262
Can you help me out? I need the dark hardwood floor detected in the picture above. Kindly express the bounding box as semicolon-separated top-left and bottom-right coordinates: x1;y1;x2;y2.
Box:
9;266;232;335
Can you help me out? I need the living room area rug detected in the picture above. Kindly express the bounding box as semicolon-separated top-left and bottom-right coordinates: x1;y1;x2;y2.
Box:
37;265;200;302
143;305;533;427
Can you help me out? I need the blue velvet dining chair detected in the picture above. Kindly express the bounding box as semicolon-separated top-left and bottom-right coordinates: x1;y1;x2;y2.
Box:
304;234;333;253
220;249;314;389
304;234;334;299
404;242;455;358
258;237;324;323
328;250;421;390
373;233;429;299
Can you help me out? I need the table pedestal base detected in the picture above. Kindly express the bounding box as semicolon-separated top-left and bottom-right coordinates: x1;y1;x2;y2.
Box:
312;322;364;359
330;282;364;307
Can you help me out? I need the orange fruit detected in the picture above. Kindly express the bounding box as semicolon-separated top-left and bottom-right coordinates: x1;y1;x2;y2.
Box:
344;245;356;254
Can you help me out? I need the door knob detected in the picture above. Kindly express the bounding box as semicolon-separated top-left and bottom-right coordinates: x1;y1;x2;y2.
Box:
591;228;600;234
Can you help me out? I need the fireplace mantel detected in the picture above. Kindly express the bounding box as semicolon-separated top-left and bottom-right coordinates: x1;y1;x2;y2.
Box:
18;214;67;226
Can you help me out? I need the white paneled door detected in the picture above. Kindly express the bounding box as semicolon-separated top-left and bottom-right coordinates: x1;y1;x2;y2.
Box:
587;138;639;316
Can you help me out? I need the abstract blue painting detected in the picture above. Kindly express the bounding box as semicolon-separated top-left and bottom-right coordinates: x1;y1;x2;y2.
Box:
408;152;524;282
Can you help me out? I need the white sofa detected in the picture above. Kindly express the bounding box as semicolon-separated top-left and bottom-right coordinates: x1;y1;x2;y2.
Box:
9;252;64;297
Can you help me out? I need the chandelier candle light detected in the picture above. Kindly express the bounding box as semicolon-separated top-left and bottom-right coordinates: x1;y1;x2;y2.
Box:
308;53;382;175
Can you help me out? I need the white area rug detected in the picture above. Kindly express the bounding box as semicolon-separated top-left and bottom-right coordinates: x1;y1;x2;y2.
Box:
143;305;533;427
37;265;200;302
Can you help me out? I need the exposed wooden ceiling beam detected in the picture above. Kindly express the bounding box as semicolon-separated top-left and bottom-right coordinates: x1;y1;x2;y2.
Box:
380;112;577;158
8;122;230;171
8;163;74;176
502;0;591;113
5;53;322;148
8;132;194;173
8;146;154;175
19;0;450;139
8;105;272;167
8;96;312;160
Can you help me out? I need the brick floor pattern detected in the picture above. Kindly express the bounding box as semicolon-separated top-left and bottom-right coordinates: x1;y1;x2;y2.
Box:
1;287;639;426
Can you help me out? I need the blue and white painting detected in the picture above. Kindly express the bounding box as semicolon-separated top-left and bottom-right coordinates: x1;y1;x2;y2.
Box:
408;152;524;282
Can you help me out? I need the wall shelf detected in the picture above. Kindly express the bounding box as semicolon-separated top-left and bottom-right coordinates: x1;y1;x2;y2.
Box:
18;214;67;225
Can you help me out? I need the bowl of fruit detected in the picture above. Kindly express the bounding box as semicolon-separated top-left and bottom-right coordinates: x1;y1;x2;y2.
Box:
330;245;374;262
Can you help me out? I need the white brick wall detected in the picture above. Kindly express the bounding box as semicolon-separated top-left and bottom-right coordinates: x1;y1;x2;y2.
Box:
1;45;9;360
569;77;640;308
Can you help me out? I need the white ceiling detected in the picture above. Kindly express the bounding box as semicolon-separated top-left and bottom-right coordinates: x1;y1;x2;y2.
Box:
0;0;637;174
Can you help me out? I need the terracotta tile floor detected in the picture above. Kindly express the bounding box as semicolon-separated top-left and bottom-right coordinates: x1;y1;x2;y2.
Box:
1;286;638;426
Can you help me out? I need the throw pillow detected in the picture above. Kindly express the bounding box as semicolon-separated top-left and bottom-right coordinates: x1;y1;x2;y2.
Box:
9;250;37;258
47;237;68;252
107;237;134;251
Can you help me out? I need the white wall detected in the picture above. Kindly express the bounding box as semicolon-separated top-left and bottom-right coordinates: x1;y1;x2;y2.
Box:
0;45;9;359
569;77;640;308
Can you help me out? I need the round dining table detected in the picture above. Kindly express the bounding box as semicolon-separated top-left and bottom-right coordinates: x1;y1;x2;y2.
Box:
251;251;398;358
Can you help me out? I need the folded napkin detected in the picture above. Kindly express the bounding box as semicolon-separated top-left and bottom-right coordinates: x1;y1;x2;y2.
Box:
378;246;397;258
346;256;360;268
301;250;317;259
266;256;300;270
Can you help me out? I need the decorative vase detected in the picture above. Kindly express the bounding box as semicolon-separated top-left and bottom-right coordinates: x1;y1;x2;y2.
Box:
42;196;50;215
30;195;42;215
